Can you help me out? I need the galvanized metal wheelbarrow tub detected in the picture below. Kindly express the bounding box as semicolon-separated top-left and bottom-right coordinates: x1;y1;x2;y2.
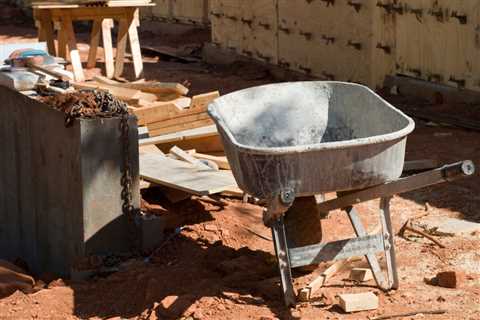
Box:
208;81;475;306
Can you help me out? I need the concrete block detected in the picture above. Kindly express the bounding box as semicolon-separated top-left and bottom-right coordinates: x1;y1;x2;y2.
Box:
349;268;374;282
338;292;379;313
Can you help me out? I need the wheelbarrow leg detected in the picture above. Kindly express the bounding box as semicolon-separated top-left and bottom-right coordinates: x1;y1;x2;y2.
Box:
379;197;399;289
345;206;387;289
271;217;296;307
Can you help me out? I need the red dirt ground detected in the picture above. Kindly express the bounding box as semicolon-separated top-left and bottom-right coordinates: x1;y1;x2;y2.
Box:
1;7;480;320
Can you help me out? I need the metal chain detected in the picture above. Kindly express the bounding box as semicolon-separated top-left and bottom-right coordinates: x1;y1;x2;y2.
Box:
120;111;141;253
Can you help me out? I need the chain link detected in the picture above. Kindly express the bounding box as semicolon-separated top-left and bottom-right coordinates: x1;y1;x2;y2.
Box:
119;107;141;253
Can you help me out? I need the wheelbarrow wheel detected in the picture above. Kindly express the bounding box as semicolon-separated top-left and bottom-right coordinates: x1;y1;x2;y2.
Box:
284;195;324;273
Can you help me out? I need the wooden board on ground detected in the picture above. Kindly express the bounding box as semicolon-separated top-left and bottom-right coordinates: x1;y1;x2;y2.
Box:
139;153;237;195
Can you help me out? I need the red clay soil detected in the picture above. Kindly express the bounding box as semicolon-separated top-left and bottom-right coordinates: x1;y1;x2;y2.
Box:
1;8;480;320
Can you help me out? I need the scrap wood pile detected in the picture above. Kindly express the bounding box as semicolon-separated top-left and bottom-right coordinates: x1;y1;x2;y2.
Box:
73;75;220;137
139;144;242;202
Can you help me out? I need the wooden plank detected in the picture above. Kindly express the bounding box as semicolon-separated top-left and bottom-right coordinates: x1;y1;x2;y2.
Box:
169;146;214;170
102;18;115;78
155;135;224;154
139;144;165;155
147;113;211;131
148;118;214;137
128;8;143;78
139;153;237;195
139;125;218;146
133;91;218;125
93;75;189;95
114;16;130;78
192;152;230;170
190;91;220;108
72;81;158;102
87;19;102;69
62;15;85;82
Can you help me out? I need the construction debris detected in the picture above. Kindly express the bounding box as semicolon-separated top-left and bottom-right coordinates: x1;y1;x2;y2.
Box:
139;153;237;196
426;271;465;289
338;292;379;313
399;219;446;248
420;217;480;237
0;260;35;298
349;268;374;282
369;309;447;320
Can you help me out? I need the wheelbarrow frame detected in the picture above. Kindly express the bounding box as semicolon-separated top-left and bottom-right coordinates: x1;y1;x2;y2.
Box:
268;161;475;307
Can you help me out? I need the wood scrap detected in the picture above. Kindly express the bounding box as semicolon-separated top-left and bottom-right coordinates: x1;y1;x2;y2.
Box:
139;125;219;146
147;113;211;131
93;75;189;95
369;309;446;320
139;153;237;196
298;224;382;302
139;145;165;155
399;220;446;248
72;81;158;102
132;91;218;126
192;152;231;170
148;118;214;137
339;292;378;313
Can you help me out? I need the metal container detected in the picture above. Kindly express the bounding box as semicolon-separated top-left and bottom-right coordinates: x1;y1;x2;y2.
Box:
0;86;140;277
208;81;415;199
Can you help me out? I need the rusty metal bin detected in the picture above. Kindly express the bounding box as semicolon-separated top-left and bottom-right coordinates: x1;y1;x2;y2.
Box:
0;87;140;277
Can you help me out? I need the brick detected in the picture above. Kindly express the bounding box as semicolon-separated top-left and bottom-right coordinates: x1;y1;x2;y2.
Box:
349;268;374;282
436;271;464;289
338;292;379;313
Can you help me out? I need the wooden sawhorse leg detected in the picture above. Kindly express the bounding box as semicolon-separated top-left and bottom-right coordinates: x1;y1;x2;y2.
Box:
102;19;115;79
35;12;56;55
61;15;85;82
114;8;143;79
87;18;102;69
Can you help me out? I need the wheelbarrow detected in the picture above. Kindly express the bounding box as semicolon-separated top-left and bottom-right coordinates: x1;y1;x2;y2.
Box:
208;81;475;306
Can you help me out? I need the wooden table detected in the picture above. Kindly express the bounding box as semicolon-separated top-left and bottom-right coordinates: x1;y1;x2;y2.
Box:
33;2;154;82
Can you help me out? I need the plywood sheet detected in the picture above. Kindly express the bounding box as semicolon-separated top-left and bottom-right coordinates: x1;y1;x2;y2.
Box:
140;153;237;195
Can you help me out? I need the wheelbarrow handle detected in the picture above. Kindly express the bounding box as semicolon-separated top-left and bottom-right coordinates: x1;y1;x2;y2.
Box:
316;160;475;213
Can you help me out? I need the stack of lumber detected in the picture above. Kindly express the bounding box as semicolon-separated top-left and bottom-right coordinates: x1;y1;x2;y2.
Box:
73;76;220;137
